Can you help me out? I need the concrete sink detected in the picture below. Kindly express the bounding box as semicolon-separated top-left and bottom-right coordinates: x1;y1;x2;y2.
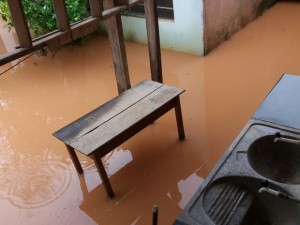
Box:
200;176;300;225
248;135;300;184
174;122;300;225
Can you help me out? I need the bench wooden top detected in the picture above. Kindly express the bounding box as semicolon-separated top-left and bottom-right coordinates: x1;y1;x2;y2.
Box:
53;80;184;156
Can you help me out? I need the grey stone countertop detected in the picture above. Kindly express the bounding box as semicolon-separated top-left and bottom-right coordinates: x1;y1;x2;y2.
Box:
253;74;300;130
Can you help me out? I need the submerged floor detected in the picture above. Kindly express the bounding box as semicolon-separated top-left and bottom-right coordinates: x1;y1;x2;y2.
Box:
0;2;300;225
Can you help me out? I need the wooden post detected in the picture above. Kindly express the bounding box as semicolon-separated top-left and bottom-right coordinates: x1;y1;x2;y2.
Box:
89;0;102;17
103;0;131;94
152;205;158;225
144;0;162;83
7;0;32;48
53;0;70;31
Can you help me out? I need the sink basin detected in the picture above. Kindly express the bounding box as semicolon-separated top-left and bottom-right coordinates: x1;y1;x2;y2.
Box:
248;135;300;184
201;177;269;225
184;176;300;225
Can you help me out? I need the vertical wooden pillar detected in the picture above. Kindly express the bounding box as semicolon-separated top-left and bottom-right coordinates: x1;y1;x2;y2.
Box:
7;0;32;48
53;0;70;31
144;0;162;83
104;0;131;94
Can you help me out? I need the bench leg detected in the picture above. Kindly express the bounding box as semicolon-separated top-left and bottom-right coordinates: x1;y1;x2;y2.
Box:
91;153;115;198
174;97;185;140
65;144;83;174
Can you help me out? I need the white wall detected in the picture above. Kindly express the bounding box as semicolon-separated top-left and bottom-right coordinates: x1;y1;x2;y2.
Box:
121;0;204;55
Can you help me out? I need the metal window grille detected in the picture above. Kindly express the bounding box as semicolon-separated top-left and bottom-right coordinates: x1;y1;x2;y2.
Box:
125;0;174;20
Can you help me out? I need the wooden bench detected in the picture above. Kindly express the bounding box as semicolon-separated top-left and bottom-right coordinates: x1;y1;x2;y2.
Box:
53;80;185;198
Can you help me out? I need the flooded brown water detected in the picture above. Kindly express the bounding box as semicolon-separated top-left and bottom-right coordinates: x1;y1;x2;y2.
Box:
0;1;300;224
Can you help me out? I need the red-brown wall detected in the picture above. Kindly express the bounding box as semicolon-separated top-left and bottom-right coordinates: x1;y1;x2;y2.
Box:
203;0;277;54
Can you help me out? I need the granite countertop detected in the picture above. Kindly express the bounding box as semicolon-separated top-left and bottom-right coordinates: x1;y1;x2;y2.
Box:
253;74;300;130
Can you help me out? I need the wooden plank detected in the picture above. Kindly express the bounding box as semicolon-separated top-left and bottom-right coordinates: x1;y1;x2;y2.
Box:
0;46;39;66
102;0;145;19
104;0;131;94
71;18;99;40
89;0;102;17
69;84;184;155
7;0;32;48
53;80;163;143
144;0;162;83
46;31;73;51
102;5;128;19
53;0;70;31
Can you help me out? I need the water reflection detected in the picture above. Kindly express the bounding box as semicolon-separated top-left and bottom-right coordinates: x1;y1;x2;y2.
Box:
0;99;12;110
130;215;142;225
177;168;204;209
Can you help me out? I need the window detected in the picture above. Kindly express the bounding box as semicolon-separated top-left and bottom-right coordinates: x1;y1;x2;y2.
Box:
125;0;174;20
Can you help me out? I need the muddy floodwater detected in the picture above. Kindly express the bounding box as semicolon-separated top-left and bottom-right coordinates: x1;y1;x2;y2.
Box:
0;2;300;225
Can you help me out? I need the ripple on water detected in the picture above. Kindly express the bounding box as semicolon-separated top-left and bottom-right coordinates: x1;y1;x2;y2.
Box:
0;148;72;208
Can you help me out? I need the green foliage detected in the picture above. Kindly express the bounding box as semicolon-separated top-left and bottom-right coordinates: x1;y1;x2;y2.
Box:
0;0;87;37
